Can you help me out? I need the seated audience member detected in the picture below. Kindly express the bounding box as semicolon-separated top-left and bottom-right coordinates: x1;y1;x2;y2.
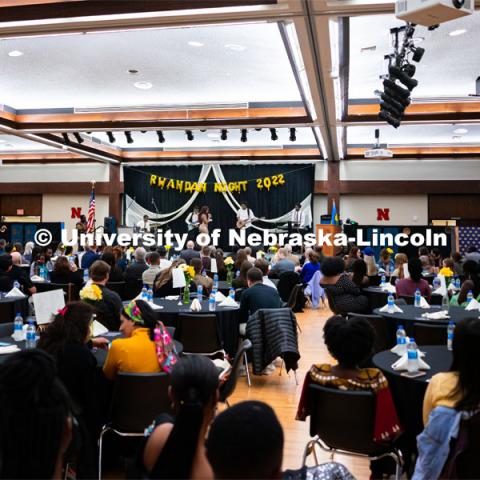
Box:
464;245;480;263
214;249;227;280
0;239;6;255
80;244;99;270
344;246;360;272
30;247;54;276
284;244;300;267
100;252;123;282
419;255;433;275
50;255;83;286
297;316;401;478
430;247;443;269
452;252;464;276
200;246;212;272
414;317;480;479
124;247;148;282
191;257;213;296
113;245;128;271
239;268;283;325
377;248;394;275
395;258;431;300
439;257;455;277
23;241;34;263
269;248;296;278
392;253;408;279
232;260;253;290
300;251;320;283
234;248;248;271
157;246;172;270
244;246;256;264
254;259;277;290
350;258;369;288
103;300;176;380
0;349;74;479
320;257;369;314
82;260;122;331
0;254;36;294
450;263;480;307
142;251;162;288
206;401;284;479
179;240;200;265
153;259;189;298
362;247;378;276
142;355;219;479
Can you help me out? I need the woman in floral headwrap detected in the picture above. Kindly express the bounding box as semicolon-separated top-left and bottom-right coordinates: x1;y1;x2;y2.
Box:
103;300;177;381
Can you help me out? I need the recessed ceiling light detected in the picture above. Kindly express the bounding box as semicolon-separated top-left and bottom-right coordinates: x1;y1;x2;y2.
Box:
188;41;204;47
8;50;23;57
225;43;246;52
134;81;153;90
449;29;467;37
207;132;220;139
452;135;462;141
127;69;139;75
454;128;468;134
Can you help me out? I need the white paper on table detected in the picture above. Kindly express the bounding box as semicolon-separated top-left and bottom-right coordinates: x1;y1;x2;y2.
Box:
215;291;226;302
219;296;238;308
392;352;430;371
433;274;448;297
402;262;410;279
30;275;44;282
0;345;21;354
391;343;407;356
165;296;179;301
421;310;449;320
32;289;65;325
172;268;186;288
447;282;458;292
465;298;480;311
379;303;403;313
210;258;218;273
420;297;430;308
382;283;396;294
5;287;25;298
148;302;164;310
190;298;202;311
92;320;108;337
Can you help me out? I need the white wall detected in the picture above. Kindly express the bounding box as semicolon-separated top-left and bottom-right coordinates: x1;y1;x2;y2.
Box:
42;194;109;231
313;194;328;223
0;163;109;182
340;194;428;225
340;159;480;180
314;161;327;180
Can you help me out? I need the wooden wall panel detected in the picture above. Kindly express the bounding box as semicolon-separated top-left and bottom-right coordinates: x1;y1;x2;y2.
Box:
429;194;480;222
0;194;42;217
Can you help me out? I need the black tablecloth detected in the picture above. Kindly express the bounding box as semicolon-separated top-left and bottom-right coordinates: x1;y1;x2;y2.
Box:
374;305;474;325
0;295;29;324
364;287;442;311
150;298;240;357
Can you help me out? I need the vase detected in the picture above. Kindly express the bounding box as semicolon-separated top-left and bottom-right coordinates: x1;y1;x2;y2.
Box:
226;270;234;285
183;286;190;304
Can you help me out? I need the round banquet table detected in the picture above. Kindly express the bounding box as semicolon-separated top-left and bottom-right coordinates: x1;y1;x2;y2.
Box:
0;294;29;324
363;286;442;311
373;345;453;469
149;298;240;357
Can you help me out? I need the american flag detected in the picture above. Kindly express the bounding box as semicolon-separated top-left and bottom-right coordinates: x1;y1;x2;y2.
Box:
86;184;96;233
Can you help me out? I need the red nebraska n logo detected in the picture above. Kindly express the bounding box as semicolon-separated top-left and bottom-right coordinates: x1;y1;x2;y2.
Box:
71;207;82;219
377;208;390;221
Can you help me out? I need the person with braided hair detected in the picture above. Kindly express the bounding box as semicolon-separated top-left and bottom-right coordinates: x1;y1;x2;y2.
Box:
0;349;73;479
142;355;219;479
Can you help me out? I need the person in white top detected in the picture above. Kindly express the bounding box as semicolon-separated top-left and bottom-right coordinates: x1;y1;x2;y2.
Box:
236;202;255;229
136;214;151;232
254;259;277;290
291;203;308;229
185;206;200;231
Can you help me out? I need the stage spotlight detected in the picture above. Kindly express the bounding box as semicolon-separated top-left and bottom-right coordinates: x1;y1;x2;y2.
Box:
412;46;425;63
289;128;296;142
270;128;278;141
186;130;194;141
388;65;418;90
157;131;165;143
73;132;84;144
221;129;228;141
106;132;116;143
125;131;134;144
62;133;70;144
240;129;247;143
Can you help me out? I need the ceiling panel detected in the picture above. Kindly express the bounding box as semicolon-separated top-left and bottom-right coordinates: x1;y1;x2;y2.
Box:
0;133;59;151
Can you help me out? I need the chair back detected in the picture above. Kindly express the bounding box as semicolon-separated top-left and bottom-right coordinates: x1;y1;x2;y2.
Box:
429;294;443;306
308;383;384;455
177;313;222;354
277;271;300;302
287;284;302;309
234;288;245;301
106;282;125;299
123;279;143;300
109;372;171;433
348;313;394;352
323;288;342;315
219;339;252;403
413;322;446;346
35;282;70;300
398;295;414;305
0;322;14;337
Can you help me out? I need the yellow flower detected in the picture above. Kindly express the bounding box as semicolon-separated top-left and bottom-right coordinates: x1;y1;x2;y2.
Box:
386;247;394;254
186;266;195;279
269;246;278;253
165;245;172;250
439;267;454;277
224;257;234;266
80;284;103;302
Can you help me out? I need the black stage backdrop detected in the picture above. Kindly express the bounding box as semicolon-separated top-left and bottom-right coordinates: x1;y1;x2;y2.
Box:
123;164;314;248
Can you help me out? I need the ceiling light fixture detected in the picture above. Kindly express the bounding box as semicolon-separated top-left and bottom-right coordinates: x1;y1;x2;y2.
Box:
127;69;139;75
207;132;220;139
107;132;116;143
225;43;246;52
240;129;247;143
62;133;70;144
8;50;23;57
221;129;228;141
186;130;194;141
134;81;153;90
270;128;278;141
449;29;467;37
289;128;297;142
73;133;84;144
125;131;134;144
454;128;468;134
157;131;165;143
188;41;204;47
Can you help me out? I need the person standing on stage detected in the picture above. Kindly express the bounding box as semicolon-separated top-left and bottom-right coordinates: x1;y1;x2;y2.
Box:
198;206;211;234
236;202;256;230
185;206;200;240
136;214;151;233
290;203;310;232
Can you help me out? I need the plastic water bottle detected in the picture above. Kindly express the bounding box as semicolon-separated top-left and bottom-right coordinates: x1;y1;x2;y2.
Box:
467;290;474;303
14;313;23;340
432;276;441;290
387;294;395;313
447;321;455;351
25;320;36;349
407;338;419;372
13;281;20;290
83;269;89;283
236;270;240;278
213;273;219;289
202;269;207;277
197;284;203;299
414;289;421;307
455;277;461;290
147;288;153;302
380;274;386;286
396;325;406;346
208;293;216;311
40;265;48;281
229;287;235;299
442;294;450;312
141;285;148;300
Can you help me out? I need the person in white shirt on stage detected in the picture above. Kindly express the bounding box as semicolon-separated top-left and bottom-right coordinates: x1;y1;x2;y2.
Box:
185;206;200;240
136;214;151;233
236;202;255;230
290;203;309;231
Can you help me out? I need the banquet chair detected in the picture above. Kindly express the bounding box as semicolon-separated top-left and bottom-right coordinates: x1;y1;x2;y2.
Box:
303;384;403;480
0;322;13;337
277;271;300;303
106;281;125;300
234;288;245;301
176;313;224;357
219;339;252;405
398;295;415;305
122;279;143;301
287;283;306;314
323;288;344;316
348;313;394;352
34;282;72;301
98;372;171;479
413;322;446;346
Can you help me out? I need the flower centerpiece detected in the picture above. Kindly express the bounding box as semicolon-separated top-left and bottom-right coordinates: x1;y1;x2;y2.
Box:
179;264;195;303
224;256;235;285
165;244;172;259
79;284;103;306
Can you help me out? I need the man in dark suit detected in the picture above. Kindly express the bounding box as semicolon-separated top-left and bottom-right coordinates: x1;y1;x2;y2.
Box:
124;247;148;282
239;267;283;325
81;244;100;270
179;240;201;265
